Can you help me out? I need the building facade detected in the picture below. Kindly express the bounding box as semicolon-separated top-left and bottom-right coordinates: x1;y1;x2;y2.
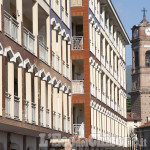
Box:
130;16;150;124
0;0;130;149
0;0;72;149
71;0;130;149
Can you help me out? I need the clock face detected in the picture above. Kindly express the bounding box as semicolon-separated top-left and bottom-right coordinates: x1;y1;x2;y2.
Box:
133;29;138;38
145;28;150;36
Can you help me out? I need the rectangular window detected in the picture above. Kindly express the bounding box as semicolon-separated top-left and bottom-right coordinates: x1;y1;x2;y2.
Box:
56;31;59;43
65;0;67;11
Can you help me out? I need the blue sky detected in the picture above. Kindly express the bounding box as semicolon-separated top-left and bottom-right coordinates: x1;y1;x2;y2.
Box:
111;0;150;66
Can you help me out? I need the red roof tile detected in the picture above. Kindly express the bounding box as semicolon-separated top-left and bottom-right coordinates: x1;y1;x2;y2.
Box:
127;112;141;121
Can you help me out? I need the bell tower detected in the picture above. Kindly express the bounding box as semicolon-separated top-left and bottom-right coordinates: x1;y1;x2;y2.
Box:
130;9;150;124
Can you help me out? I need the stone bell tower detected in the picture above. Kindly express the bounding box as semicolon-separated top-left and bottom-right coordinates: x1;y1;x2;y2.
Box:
130;9;150;124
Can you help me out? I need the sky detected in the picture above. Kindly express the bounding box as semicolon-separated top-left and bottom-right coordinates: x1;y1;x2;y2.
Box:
111;0;150;66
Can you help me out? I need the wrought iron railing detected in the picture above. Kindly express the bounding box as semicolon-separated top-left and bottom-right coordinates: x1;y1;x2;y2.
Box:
72;36;83;50
73;123;85;138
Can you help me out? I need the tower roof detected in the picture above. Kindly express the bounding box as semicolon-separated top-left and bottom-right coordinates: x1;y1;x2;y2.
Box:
139;17;149;26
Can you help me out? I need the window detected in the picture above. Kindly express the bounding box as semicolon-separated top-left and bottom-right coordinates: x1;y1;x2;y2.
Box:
65;0;67;12
66;41;68;64
145;51;150;67
56;30;59;43
135;51;139;67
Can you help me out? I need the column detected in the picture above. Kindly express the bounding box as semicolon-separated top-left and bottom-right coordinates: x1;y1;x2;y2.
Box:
32;2;38;56
0;55;2;116
16;0;23;45
103;38;106;62
26;72;32;123
18;67;23;121
46;16;50;65
107;44;110;64
41;80;46;127
8;62;14;118
104;74;106;99
102;6;105;26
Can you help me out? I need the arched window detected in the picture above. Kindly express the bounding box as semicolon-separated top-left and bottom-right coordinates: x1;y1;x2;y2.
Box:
145;51;150;67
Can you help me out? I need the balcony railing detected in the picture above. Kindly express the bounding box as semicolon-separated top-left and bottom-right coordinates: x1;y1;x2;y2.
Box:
107;96;110;107
72;36;83;50
72;80;84;94
46;109;50;127
39;40;48;64
73;123;85;138
24;100;29;122
4;11;19;42
102;92;106;104
106;61;109;71
24;27;35;54
56;55;60;73
71;0;82;7
110;65;113;75
63;115;66;132
101;55;105;66
31;102;36;124
68;116;71;133
40;106;44;126
5;92;11;117
53;111;56;129
58;113;61;130
62;61;65;76
66;64;69;79
14;95;20;119
111;100;114;110
52;51;55;68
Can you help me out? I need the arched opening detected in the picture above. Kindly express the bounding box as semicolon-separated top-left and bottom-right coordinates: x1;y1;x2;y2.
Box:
145;51;150;67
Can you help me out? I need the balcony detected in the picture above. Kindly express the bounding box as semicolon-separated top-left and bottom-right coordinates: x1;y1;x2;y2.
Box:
68;116;71;133
24;100;29;122
63;116;67;132
106;61;110;71
14;95;20;119
115;103;117;112
107;96;110;107
23;27;35;54
5;92;11;118
102;92;106;104
31;102;36;124
111;100;114;110
39;40;48;64
73;124;85;138
40;106;44;126
100;15;104;28
101;55;105;66
4;11;19;42
91;126;96;139
58;113;61;131
72;80;84;94
66;64;69;79
110;65;113;75
72;36;83;50
71;0;82;7
53;111;56;129
114;70;117;80
62;61;65;76
46;109;50;127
